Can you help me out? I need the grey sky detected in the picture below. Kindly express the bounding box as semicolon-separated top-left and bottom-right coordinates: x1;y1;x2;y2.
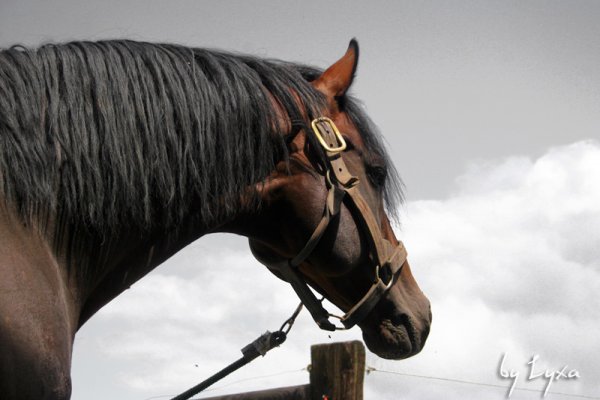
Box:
1;1;599;399
2;0;599;200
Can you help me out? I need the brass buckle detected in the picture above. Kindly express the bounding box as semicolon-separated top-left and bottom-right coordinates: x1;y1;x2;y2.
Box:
311;117;347;153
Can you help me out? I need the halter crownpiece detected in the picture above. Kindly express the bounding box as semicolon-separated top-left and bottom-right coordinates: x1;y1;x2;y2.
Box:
273;117;408;331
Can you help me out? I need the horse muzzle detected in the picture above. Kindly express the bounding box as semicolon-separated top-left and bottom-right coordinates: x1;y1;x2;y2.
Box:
360;283;432;360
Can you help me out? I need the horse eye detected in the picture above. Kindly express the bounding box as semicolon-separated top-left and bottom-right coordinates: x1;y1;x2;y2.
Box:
367;165;387;188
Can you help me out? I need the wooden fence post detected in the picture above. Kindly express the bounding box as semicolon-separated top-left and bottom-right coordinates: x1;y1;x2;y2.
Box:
309;341;365;400
201;341;365;400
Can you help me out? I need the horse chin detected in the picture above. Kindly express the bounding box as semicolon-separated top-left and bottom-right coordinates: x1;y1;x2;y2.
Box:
360;314;424;360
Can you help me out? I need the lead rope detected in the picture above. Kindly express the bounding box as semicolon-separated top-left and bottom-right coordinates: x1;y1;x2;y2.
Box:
170;303;304;400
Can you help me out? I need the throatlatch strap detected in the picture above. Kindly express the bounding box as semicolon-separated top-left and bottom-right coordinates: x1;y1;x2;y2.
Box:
277;260;336;331
276;182;347;332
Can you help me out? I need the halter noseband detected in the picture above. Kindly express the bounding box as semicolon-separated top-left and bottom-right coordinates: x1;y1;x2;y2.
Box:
274;117;408;331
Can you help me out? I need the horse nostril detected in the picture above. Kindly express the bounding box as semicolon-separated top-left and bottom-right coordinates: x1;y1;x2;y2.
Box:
390;313;410;327
420;322;431;346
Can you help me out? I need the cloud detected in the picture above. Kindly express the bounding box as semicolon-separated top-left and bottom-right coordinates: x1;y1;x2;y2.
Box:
377;140;600;399
72;240;354;399
72;140;600;400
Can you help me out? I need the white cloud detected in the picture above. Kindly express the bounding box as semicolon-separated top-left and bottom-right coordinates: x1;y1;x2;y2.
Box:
72;241;356;399
388;140;600;399
72;140;600;400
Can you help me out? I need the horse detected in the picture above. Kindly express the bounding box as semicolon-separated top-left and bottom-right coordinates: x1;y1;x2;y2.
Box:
0;38;431;399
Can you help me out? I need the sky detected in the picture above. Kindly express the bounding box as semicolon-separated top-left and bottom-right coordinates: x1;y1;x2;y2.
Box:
0;1;599;399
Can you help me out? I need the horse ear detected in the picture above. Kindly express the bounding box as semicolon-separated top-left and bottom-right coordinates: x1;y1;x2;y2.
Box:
313;39;359;98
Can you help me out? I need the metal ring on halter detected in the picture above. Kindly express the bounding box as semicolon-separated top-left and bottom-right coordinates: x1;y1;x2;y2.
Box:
279;303;304;334
327;313;351;331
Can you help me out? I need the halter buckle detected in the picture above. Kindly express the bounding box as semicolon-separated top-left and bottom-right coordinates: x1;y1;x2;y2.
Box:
311;117;347;153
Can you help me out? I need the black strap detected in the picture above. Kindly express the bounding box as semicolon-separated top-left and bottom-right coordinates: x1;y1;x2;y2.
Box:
170;331;286;400
170;304;303;400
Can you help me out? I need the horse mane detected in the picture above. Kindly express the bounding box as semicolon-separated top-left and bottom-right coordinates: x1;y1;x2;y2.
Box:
0;40;402;242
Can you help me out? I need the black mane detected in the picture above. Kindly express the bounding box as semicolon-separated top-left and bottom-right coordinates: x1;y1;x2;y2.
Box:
0;40;401;241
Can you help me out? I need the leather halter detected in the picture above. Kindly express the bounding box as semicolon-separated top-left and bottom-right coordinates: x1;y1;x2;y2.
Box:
274;117;408;331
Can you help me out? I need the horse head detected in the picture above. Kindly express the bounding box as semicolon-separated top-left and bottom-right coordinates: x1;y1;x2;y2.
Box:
246;41;432;360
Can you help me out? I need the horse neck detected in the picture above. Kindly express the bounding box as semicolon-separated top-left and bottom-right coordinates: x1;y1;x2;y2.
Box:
65;214;215;327
3;175;264;328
